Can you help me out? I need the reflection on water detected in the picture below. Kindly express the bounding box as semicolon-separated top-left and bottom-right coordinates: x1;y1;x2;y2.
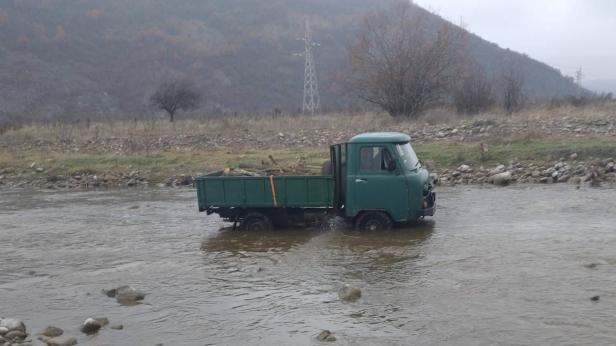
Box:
1;186;616;346
202;221;433;254
202;228;323;253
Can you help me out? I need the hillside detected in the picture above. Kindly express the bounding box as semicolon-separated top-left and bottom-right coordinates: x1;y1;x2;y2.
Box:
0;0;582;121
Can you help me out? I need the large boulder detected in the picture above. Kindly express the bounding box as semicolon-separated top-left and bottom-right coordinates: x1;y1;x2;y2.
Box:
80;318;102;335
0;318;26;333
488;171;512;186
4;330;27;342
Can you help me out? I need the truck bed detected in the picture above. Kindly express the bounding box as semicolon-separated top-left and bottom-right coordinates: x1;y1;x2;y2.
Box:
196;175;334;211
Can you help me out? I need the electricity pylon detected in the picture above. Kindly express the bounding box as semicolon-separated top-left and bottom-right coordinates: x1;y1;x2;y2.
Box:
575;67;583;98
296;20;320;114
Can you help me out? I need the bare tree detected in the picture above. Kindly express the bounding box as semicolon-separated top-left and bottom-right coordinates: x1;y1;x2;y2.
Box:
502;68;525;114
150;79;200;122
345;3;466;117
454;63;495;115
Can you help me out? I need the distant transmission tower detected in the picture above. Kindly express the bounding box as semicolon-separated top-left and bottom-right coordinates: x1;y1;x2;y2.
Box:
575;67;583;98
296;20;320;114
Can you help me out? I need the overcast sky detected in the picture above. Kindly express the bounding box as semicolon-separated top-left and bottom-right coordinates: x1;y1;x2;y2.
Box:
414;0;616;81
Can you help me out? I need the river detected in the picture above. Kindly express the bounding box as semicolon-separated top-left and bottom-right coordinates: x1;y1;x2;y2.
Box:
1;186;616;345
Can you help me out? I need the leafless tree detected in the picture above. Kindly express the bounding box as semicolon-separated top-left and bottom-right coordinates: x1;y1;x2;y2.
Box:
502;68;525;114
454;63;495;115
345;3;466;117
150;79;200;122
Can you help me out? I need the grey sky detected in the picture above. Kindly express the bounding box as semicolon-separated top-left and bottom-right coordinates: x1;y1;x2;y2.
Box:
414;0;616;81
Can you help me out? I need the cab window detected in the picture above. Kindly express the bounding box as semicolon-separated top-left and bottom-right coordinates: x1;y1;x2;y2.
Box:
359;147;395;172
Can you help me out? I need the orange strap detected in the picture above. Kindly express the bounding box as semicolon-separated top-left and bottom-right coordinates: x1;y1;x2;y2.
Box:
269;175;278;207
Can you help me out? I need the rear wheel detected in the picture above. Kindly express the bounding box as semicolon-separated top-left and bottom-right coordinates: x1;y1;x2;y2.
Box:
242;212;274;231
355;211;393;231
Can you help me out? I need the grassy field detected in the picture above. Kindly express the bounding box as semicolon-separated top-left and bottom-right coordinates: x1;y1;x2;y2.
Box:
416;137;616;167
1;103;615;187
2;137;615;180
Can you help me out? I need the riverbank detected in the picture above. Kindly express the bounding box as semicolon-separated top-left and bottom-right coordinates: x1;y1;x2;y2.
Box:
1;104;615;189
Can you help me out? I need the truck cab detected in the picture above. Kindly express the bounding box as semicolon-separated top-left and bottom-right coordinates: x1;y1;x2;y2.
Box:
330;132;435;230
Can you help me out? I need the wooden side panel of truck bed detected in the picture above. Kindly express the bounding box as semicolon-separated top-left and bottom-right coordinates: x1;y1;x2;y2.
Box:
196;176;334;210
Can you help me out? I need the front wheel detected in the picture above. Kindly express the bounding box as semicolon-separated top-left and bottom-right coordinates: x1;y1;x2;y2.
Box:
355;211;393;231
242;212;274;231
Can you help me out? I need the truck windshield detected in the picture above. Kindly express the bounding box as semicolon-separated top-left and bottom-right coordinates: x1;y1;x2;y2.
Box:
396;143;420;170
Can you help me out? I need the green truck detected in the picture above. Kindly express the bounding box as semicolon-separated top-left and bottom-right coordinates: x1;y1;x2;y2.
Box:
196;132;436;230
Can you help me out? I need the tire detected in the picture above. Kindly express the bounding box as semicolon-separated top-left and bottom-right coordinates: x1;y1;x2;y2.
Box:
355;211;393;231
242;212;274;231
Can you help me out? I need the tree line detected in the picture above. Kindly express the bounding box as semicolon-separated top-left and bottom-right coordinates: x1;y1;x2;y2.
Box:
344;2;527;117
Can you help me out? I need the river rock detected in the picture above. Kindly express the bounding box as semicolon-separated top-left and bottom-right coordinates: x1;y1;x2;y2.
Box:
40;326;63;337
0;327;7;336
104;285;145;304
488;171;512;186
489;164;505;175
38;335;77;346
607;162;615;173
429;173;439;185
116;285;145;304
4;330;27;341
338;285;362;302
94;318;109;327
0;319;26;333
316;330;337;342
80;318;102;335
458;164;472;173
110;324;124;330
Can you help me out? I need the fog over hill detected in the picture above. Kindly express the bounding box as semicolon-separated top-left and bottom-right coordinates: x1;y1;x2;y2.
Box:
584;80;616;96
0;0;583;120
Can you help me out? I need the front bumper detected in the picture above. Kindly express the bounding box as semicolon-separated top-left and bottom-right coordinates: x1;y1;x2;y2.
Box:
417;191;436;217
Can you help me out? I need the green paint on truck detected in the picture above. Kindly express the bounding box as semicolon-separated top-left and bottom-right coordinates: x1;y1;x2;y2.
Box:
196;132;435;230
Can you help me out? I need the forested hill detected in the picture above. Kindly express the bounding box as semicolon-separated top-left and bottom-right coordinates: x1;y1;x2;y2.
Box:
0;0;581;120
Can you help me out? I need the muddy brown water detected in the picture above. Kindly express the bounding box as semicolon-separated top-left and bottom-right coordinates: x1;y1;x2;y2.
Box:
1;186;616;346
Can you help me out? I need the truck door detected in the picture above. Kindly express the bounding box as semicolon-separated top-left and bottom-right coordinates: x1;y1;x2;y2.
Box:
348;145;409;221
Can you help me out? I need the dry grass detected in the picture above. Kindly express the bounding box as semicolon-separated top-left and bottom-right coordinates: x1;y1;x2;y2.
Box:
1;103;614;146
3;103;614;145
1;112;396;145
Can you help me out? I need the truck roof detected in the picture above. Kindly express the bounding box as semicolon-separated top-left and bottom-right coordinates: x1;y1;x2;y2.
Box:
349;132;411;144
